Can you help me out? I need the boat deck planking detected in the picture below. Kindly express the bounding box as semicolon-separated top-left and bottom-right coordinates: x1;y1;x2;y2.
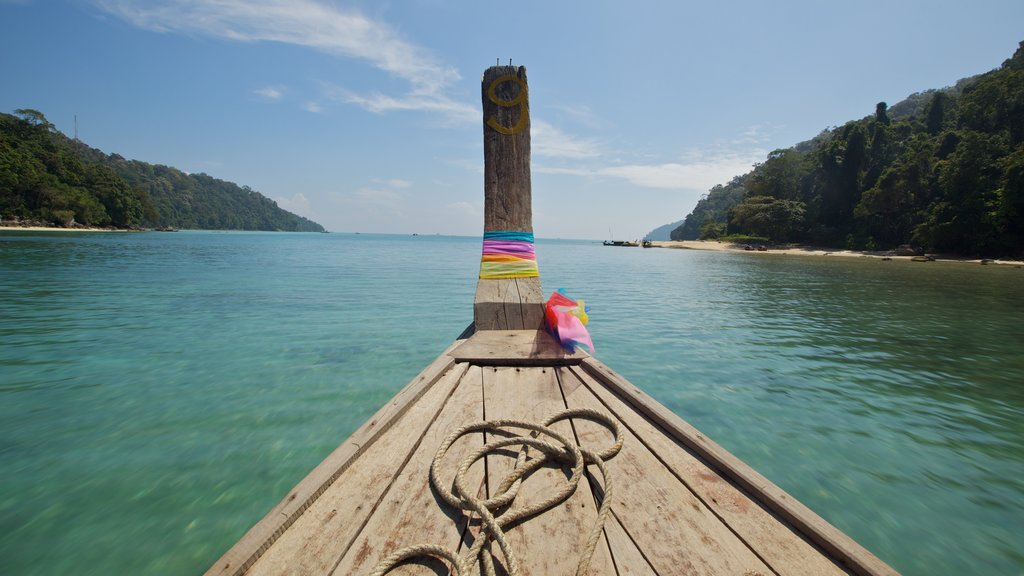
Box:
206;332;894;576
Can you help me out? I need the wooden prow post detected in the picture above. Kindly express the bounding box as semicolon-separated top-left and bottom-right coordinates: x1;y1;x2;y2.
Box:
474;65;546;331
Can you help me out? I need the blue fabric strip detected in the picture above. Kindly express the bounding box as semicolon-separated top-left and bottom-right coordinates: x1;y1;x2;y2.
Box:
483;230;535;243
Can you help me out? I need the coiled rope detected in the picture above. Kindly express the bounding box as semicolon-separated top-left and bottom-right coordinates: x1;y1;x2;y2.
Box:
368;407;624;576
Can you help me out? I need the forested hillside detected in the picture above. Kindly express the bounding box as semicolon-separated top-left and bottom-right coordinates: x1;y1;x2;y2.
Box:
0;110;324;232
672;41;1024;256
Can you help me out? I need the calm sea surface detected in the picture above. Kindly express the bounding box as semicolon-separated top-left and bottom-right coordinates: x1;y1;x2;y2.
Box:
1;230;1022;575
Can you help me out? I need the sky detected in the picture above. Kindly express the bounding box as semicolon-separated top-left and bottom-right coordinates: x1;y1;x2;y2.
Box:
2;1;1022;239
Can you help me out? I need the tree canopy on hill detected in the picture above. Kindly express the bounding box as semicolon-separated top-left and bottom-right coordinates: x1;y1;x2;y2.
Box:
672;40;1024;257
0;110;324;232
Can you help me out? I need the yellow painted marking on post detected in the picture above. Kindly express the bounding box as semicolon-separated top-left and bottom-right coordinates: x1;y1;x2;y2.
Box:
486;75;528;135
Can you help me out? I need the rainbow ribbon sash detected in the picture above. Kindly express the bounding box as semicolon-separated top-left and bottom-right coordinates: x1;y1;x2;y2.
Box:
479;230;539;279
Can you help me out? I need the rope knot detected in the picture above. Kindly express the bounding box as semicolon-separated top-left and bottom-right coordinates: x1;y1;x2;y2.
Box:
369;408;624;576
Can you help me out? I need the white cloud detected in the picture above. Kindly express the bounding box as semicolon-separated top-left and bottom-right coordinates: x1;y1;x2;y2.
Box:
531;119;602;159
327;86;477;125
274;192;311;216
604;149;764;190
536;147;766;192
254;86;283;100
334;180;408;214
94;0;464;115
302;101;323;113
373;178;412;189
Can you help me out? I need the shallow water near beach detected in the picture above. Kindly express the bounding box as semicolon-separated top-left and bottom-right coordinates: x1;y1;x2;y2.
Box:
1;230;1022;575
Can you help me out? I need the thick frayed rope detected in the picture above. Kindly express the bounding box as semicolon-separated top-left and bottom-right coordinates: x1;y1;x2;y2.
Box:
368;408;624;576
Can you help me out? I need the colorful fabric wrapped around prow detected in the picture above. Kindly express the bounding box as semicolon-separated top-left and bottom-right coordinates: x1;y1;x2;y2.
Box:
479;230;539;279
545;289;594;354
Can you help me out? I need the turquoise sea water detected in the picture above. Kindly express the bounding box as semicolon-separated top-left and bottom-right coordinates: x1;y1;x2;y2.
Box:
1;230;1022;575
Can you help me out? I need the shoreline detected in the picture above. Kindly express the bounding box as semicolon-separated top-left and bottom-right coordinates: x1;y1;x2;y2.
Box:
0;224;135;233
650;240;1024;267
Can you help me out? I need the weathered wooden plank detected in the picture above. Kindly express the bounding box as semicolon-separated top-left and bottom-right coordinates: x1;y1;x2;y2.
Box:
474;277;545;331
330;365;487;575
599;510;659;576
556;368;775;575
564;365;849;576
555;370;657;576
473;278;508;329
204;343;462;576
479;366;615;575
482;65;532;233
473;65;545;333
515;277;546;329
451;329;586;366
242;362;470;575
578;358;898;576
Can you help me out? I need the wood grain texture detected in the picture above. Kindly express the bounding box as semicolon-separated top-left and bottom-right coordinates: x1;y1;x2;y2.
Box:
578;358;899;576
473;270;544;330
564;366;850;576
330;365;485;575
482;65;531;233
451;329;586;366
474;66;546;332
558;368;774;576
473;277;545;331
479;366;616;575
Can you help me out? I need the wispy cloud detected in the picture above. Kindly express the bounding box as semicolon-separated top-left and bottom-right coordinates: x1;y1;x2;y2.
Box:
94;0;463;115
731;124;778;146
546;103;606;130
327;86;477;125
372;178;412;189
599;151;762;190
302;101;323;113
274;192;311;216
254;86;284;101
536;138;767;192
532;119;603;159
334;179;410;215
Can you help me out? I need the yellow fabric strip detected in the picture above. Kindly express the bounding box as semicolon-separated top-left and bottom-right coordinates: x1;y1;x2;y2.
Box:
479;259;540;279
481;254;535;263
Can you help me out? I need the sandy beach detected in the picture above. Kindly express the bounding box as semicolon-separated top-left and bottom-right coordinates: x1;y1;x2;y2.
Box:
0;224;131;233
650;240;1024;267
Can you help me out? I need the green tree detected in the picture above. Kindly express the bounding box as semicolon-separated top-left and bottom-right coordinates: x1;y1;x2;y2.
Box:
996;144;1024;251
746;148;806;200
915;131;1003;253
875;102;890;125
671;176;747;240
730;196;806;242
14;108;53;130
925;92;949;135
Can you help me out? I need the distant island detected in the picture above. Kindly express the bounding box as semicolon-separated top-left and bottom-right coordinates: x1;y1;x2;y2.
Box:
661;40;1023;258
643;219;683;241
0;110;324;232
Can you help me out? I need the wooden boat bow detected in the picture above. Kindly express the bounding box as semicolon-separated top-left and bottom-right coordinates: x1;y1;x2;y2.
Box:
205;65;899;576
